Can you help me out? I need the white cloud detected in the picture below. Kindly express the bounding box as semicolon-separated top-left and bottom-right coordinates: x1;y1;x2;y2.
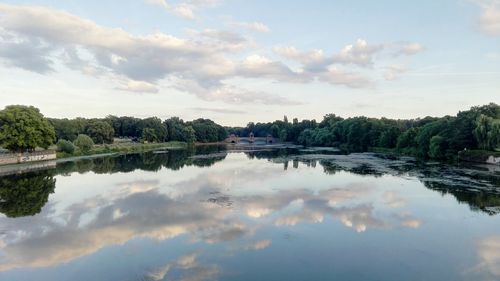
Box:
233;21;271;33
477;0;500;35
0;36;54;73
174;3;195;19
145;0;221;20
384;64;407;81
145;0;169;9
0;4;424;103
395;42;425;56
0;4;298;102
318;66;373;88
333;39;383;66
273;39;423;87
200;29;245;43
273;46;325;65
117;80;159;93
173;79;302;105
190;107;246;114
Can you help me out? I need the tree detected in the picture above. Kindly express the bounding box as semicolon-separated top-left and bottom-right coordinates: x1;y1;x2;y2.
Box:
270;124;280;138
397;127;419;150
86;120;114;144
474;114;493;150
429;135;448;159
139;117;167;142
164;117;186;141
49;118;80;141
0;105;55;152
182;126;196;143
57;139;76;154
142;128;158;142
279;129;288;142
378;127;400;148
490;122;500;150
74;134;94;152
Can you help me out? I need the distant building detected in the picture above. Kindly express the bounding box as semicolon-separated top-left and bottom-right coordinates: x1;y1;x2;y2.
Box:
229;134;239;143
266;134;274;144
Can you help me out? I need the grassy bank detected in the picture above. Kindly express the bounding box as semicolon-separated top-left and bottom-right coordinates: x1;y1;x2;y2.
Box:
56;141;187;159
369;147;500;164
458;149;500;164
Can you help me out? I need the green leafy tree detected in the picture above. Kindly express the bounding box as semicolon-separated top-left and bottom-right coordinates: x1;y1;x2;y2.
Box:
397;127;419;149
0;105;55;152
429;135;448;159
182;126;196;143
49;118;81;141
141;128;158;142
490;122;500;150
270;124;280;138
86;120;114;144
74;134;94;152
56;139;76;154
164;117;186;141
139;117;167;141
279;129;288;142
474;114;495;150
378;127;400;148
188;118;226;142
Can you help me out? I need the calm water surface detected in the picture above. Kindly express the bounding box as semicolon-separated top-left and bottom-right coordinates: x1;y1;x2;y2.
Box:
0;146;500;281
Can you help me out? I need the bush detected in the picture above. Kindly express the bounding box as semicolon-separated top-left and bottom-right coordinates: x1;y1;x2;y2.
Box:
73;134;94;152
56;139;75;154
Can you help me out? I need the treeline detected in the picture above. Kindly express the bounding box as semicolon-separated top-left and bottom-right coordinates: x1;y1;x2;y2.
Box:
0;105;228;153
1;103;499;160
48;116;227;144
229;103;500;159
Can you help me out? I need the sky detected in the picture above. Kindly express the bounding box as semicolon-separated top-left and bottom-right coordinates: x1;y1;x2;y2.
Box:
0;0;499;126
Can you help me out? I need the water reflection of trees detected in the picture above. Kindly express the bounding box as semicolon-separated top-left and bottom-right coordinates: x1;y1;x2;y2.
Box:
0;171;56;218
55;145;227;176
251;150;500;216
2;146;500;219
423;181;500;215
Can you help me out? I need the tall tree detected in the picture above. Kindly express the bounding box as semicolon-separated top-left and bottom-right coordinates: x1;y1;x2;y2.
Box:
0;105;55;152
86;120;114;144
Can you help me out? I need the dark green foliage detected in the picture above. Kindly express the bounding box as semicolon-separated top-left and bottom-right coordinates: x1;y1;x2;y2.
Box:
378;127;400;148
74;134;94;152
429;135;448;159
141;128;158;143
56;139;75;154
0;105;55;152
0;171;56;217
228;103;500;160
164;117;187;141
2;103;498;160
139;117;167;142
188;118;227;142
49;118;81;141
86;120;114;144
182;126;196;143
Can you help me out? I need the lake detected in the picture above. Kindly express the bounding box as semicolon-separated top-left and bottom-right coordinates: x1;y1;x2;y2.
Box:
0;145;500;281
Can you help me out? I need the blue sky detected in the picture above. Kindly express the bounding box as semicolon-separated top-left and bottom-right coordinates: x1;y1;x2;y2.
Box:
0;0;499;125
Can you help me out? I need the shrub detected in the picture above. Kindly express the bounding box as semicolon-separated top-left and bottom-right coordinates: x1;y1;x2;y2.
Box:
73;134;94;152
56;139;75;154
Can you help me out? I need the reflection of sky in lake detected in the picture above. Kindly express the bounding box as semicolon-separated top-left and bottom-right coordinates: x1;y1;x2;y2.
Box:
1;152;500;281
